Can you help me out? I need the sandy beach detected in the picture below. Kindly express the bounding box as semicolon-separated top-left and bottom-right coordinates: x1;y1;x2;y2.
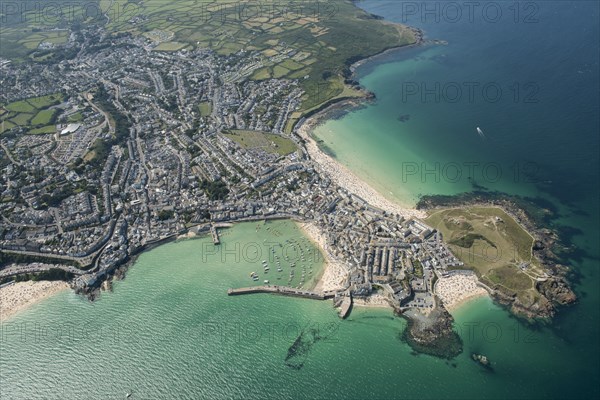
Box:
177;230;197;240
435;274;488;312
0;281;69;321
297;121;425;220
299;222;349;292
353;292;391;308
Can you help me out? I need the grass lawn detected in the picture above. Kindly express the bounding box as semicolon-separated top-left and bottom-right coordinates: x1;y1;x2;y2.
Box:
31;109;57;126
198;102;212;117
426;206;540;297
28;125;56;135
68;112;83;122
223;129;297;156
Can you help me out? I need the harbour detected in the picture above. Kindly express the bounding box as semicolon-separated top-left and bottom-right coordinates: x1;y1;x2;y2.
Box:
0;0;597;398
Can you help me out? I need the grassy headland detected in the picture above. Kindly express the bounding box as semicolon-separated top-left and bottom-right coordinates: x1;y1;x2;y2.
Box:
425;205;575;319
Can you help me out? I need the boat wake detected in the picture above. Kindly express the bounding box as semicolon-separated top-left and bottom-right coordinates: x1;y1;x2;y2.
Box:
476;127;486;139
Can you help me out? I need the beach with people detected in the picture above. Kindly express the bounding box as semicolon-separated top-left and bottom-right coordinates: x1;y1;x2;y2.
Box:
0;280;69;320
435;274;488;312
297;118;426;221
300;222;349;293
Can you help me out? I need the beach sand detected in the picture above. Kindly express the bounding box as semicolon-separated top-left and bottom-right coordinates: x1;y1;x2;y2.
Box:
435;274;488;312
353;292;391;308
0;281;69;321
298;122;425;220
177;231;197;240
299;222;349;292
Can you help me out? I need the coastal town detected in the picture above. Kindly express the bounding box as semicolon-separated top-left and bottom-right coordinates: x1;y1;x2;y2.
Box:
0;22;486;321
0;9;578;344
0;0;595;398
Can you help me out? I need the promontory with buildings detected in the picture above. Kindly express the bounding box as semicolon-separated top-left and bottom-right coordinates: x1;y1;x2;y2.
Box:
0;2;575;356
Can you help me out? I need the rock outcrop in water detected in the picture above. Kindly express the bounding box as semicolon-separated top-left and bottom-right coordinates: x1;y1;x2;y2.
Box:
400;308;463;359
471;353;493;371
537;278;577;306
284;327;335;370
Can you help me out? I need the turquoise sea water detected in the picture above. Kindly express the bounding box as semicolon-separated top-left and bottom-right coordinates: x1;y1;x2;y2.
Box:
316;1;599;209
2;221;596;399
1;1;599;399
312;0;600;397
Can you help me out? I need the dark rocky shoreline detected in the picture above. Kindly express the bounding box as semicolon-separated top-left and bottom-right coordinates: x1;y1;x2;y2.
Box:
399;307;463;359
417;191;577;321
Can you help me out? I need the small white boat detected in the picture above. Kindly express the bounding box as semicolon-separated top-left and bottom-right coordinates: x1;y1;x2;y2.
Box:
264;280;269;284
476;127;485;138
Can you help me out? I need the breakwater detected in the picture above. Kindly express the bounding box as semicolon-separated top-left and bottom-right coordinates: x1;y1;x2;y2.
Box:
227;285;335;300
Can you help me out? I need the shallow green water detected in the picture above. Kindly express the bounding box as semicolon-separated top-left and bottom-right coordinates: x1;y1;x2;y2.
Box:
1;1;598;398
1;220;597;399
311;0;600;397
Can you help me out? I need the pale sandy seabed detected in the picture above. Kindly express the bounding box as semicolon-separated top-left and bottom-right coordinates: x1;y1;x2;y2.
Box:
298;123;426;220
0;281;69;321
298;121;489;313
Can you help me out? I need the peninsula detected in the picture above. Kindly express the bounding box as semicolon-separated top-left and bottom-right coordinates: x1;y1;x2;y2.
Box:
0;0;575;358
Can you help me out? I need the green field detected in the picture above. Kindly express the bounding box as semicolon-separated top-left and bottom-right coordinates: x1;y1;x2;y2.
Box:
425;207;543;301
0;121;16;134
153;42;187;52
5;100;36;113
31;109;57;126
18;31;69;48
273;65;290;78
198;102;212;117
26;94;64;109
1;94;64;135
10;113;33;126
29;125;57;135
250;67;272;80
223;129;297;156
